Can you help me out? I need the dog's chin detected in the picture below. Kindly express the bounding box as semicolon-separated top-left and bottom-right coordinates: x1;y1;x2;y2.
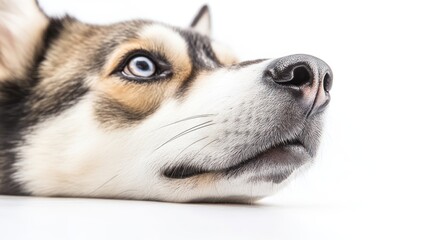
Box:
163;138;312;183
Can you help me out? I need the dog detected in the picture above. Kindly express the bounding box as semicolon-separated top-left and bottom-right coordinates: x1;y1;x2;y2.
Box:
0;0;333;203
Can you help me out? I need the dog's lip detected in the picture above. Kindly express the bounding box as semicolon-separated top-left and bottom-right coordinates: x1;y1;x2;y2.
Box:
163;138;309;179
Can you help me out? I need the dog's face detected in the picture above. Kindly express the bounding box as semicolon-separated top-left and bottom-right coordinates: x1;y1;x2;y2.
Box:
0;1;332;202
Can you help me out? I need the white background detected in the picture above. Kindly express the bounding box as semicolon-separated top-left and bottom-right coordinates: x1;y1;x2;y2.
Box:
1;0;429;239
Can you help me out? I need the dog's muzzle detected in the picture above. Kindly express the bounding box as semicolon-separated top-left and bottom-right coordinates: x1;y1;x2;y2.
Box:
265;54;333;116
163;54;333;186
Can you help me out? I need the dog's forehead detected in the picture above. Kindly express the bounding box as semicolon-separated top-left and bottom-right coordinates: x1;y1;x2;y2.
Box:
137;22;220;69
83;20;220;73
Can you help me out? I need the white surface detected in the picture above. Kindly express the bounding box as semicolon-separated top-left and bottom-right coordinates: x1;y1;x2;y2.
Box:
1;0;429;239
1;195;425;240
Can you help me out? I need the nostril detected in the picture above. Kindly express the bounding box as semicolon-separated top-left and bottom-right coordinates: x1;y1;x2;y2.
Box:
288;66;312;87
272;64;313;88
323;73;332;92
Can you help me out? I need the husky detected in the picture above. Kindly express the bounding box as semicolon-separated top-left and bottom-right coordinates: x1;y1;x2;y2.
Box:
0;0;333;203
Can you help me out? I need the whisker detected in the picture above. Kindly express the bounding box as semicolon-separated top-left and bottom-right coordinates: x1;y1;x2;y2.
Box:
90;174;119;195
167;137;209;179
157;114;216;129
173;136;209;162
180;139;216;178
168;139;217;179
192;139;217;159
154;121;215;151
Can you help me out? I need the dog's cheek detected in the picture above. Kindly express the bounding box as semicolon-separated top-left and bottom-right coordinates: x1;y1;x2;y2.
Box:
92;77;181;128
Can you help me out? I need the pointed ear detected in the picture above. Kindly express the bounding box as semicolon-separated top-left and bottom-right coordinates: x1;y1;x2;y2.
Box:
0;0;49;80
190;5;211;36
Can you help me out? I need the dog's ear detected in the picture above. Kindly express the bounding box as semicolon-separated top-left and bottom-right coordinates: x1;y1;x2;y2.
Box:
0;0;49;80
190;5;211;36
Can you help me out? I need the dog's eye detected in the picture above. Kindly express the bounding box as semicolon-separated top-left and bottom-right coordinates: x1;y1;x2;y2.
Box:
123;56;156;78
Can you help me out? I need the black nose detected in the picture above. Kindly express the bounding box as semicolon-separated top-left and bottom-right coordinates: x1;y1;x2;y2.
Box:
265;54;333;116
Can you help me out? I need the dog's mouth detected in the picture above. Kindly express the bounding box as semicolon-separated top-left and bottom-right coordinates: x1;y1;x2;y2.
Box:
163;138;311;180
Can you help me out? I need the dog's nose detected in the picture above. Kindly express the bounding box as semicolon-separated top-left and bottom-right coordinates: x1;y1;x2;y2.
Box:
265;54;333;116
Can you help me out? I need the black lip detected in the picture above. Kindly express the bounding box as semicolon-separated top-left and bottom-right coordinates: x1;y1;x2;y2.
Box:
163;138;307;179
163;165;210;179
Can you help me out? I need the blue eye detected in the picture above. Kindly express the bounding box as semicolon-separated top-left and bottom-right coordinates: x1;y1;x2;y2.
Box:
123;56;156;78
